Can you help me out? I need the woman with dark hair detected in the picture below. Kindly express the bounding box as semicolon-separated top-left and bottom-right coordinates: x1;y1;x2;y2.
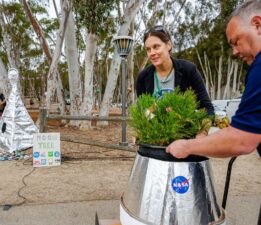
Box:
136;25;214;118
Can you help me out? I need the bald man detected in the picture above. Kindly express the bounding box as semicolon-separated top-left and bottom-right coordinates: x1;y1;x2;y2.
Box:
167;0;261;159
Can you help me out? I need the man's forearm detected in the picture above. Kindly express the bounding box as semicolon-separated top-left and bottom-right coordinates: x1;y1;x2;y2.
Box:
186;126;260;158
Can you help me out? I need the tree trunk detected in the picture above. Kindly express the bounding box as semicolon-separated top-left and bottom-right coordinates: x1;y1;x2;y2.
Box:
196;49;209;93
21;0;52;64
0;18;15;68
127;21;135;105
217;55;223;100
0;58;9;96
21;0;65;110
46;0;70;114
222;58;234;99
64;8;82;125
0;12;21;92
237;64;243;94
127;50;135;105
79;32;98;129
146;0;160;27
205;52;215;100
197;51;242;100
98;0;145;126
231;61;239;98
52;0;59;17
169;0;188;31
98;50;121;126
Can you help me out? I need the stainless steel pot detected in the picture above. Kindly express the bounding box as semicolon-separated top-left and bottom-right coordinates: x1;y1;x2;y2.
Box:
120;144;226;225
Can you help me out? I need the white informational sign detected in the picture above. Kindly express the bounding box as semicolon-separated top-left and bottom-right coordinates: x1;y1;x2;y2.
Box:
33;133;61;167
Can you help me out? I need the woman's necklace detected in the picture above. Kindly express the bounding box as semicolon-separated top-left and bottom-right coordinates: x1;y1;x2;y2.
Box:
157;66;174;83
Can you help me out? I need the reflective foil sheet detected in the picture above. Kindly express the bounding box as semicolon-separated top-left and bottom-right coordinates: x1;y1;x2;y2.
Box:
121;152;225;225
0;68;39;153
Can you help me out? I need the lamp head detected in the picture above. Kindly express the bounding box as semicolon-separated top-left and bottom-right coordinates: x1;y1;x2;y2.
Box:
113;36;134;57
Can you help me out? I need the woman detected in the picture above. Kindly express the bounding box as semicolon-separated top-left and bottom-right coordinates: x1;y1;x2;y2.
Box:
136;25;214;116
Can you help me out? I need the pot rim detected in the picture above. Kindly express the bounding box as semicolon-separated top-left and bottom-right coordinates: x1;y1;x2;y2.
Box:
138;142;208;162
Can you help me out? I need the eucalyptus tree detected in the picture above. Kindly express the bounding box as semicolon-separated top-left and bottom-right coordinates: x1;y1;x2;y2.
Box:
197;0;245;100
71;0;118;128
45;0;71;114
98;0;146;126
0;0;69;106
20;0;69;114
0;58;8;96
63;3;81;125
174;0;245;100
0;1;44;96
0;2;29;69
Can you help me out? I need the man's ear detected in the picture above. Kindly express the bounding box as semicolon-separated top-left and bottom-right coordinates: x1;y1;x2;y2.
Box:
251;16;261;34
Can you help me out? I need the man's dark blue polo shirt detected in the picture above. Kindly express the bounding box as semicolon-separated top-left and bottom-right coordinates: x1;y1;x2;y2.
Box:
231;51;261;134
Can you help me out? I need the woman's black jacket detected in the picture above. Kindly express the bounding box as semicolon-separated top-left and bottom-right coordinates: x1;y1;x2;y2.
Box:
136;58;214;115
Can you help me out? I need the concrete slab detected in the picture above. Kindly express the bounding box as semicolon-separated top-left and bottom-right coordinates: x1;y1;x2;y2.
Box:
0;196;260;225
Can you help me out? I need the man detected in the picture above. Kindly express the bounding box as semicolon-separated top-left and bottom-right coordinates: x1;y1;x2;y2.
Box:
166;0;261;158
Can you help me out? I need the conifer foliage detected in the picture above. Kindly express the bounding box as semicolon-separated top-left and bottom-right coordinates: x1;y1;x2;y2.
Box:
130;89;211;146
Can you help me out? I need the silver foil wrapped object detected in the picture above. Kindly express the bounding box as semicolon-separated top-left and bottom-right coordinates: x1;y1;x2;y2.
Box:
120;147;226;225
0;68;39;153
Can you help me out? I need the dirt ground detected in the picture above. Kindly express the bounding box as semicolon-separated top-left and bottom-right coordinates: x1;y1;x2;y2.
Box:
0;122;260;224
0;122;136;206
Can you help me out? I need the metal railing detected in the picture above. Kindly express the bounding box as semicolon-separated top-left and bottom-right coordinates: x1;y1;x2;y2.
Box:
39;108;136;152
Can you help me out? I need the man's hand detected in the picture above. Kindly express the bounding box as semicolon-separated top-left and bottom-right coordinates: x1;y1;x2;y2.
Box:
166;140;190;158
196;130;208;139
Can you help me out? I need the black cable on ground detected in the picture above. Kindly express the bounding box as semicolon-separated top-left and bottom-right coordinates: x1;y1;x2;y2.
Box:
2;157;35;211
2;150;135;210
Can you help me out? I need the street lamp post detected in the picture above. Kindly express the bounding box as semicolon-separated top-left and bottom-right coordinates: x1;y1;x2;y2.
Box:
113;36;134;146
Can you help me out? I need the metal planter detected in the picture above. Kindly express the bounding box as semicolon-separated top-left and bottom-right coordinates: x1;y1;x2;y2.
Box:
120;144;226;225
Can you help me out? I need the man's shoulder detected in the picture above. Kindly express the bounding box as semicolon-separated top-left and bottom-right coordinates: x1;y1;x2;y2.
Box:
250;52;261;69
247;59;261;82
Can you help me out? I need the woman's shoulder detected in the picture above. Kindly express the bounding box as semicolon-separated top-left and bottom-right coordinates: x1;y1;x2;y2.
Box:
172;58;202;80
173;58;197;70
138;64;155;78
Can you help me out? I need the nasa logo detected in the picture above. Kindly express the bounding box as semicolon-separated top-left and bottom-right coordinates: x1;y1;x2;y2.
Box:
171;176;190;194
